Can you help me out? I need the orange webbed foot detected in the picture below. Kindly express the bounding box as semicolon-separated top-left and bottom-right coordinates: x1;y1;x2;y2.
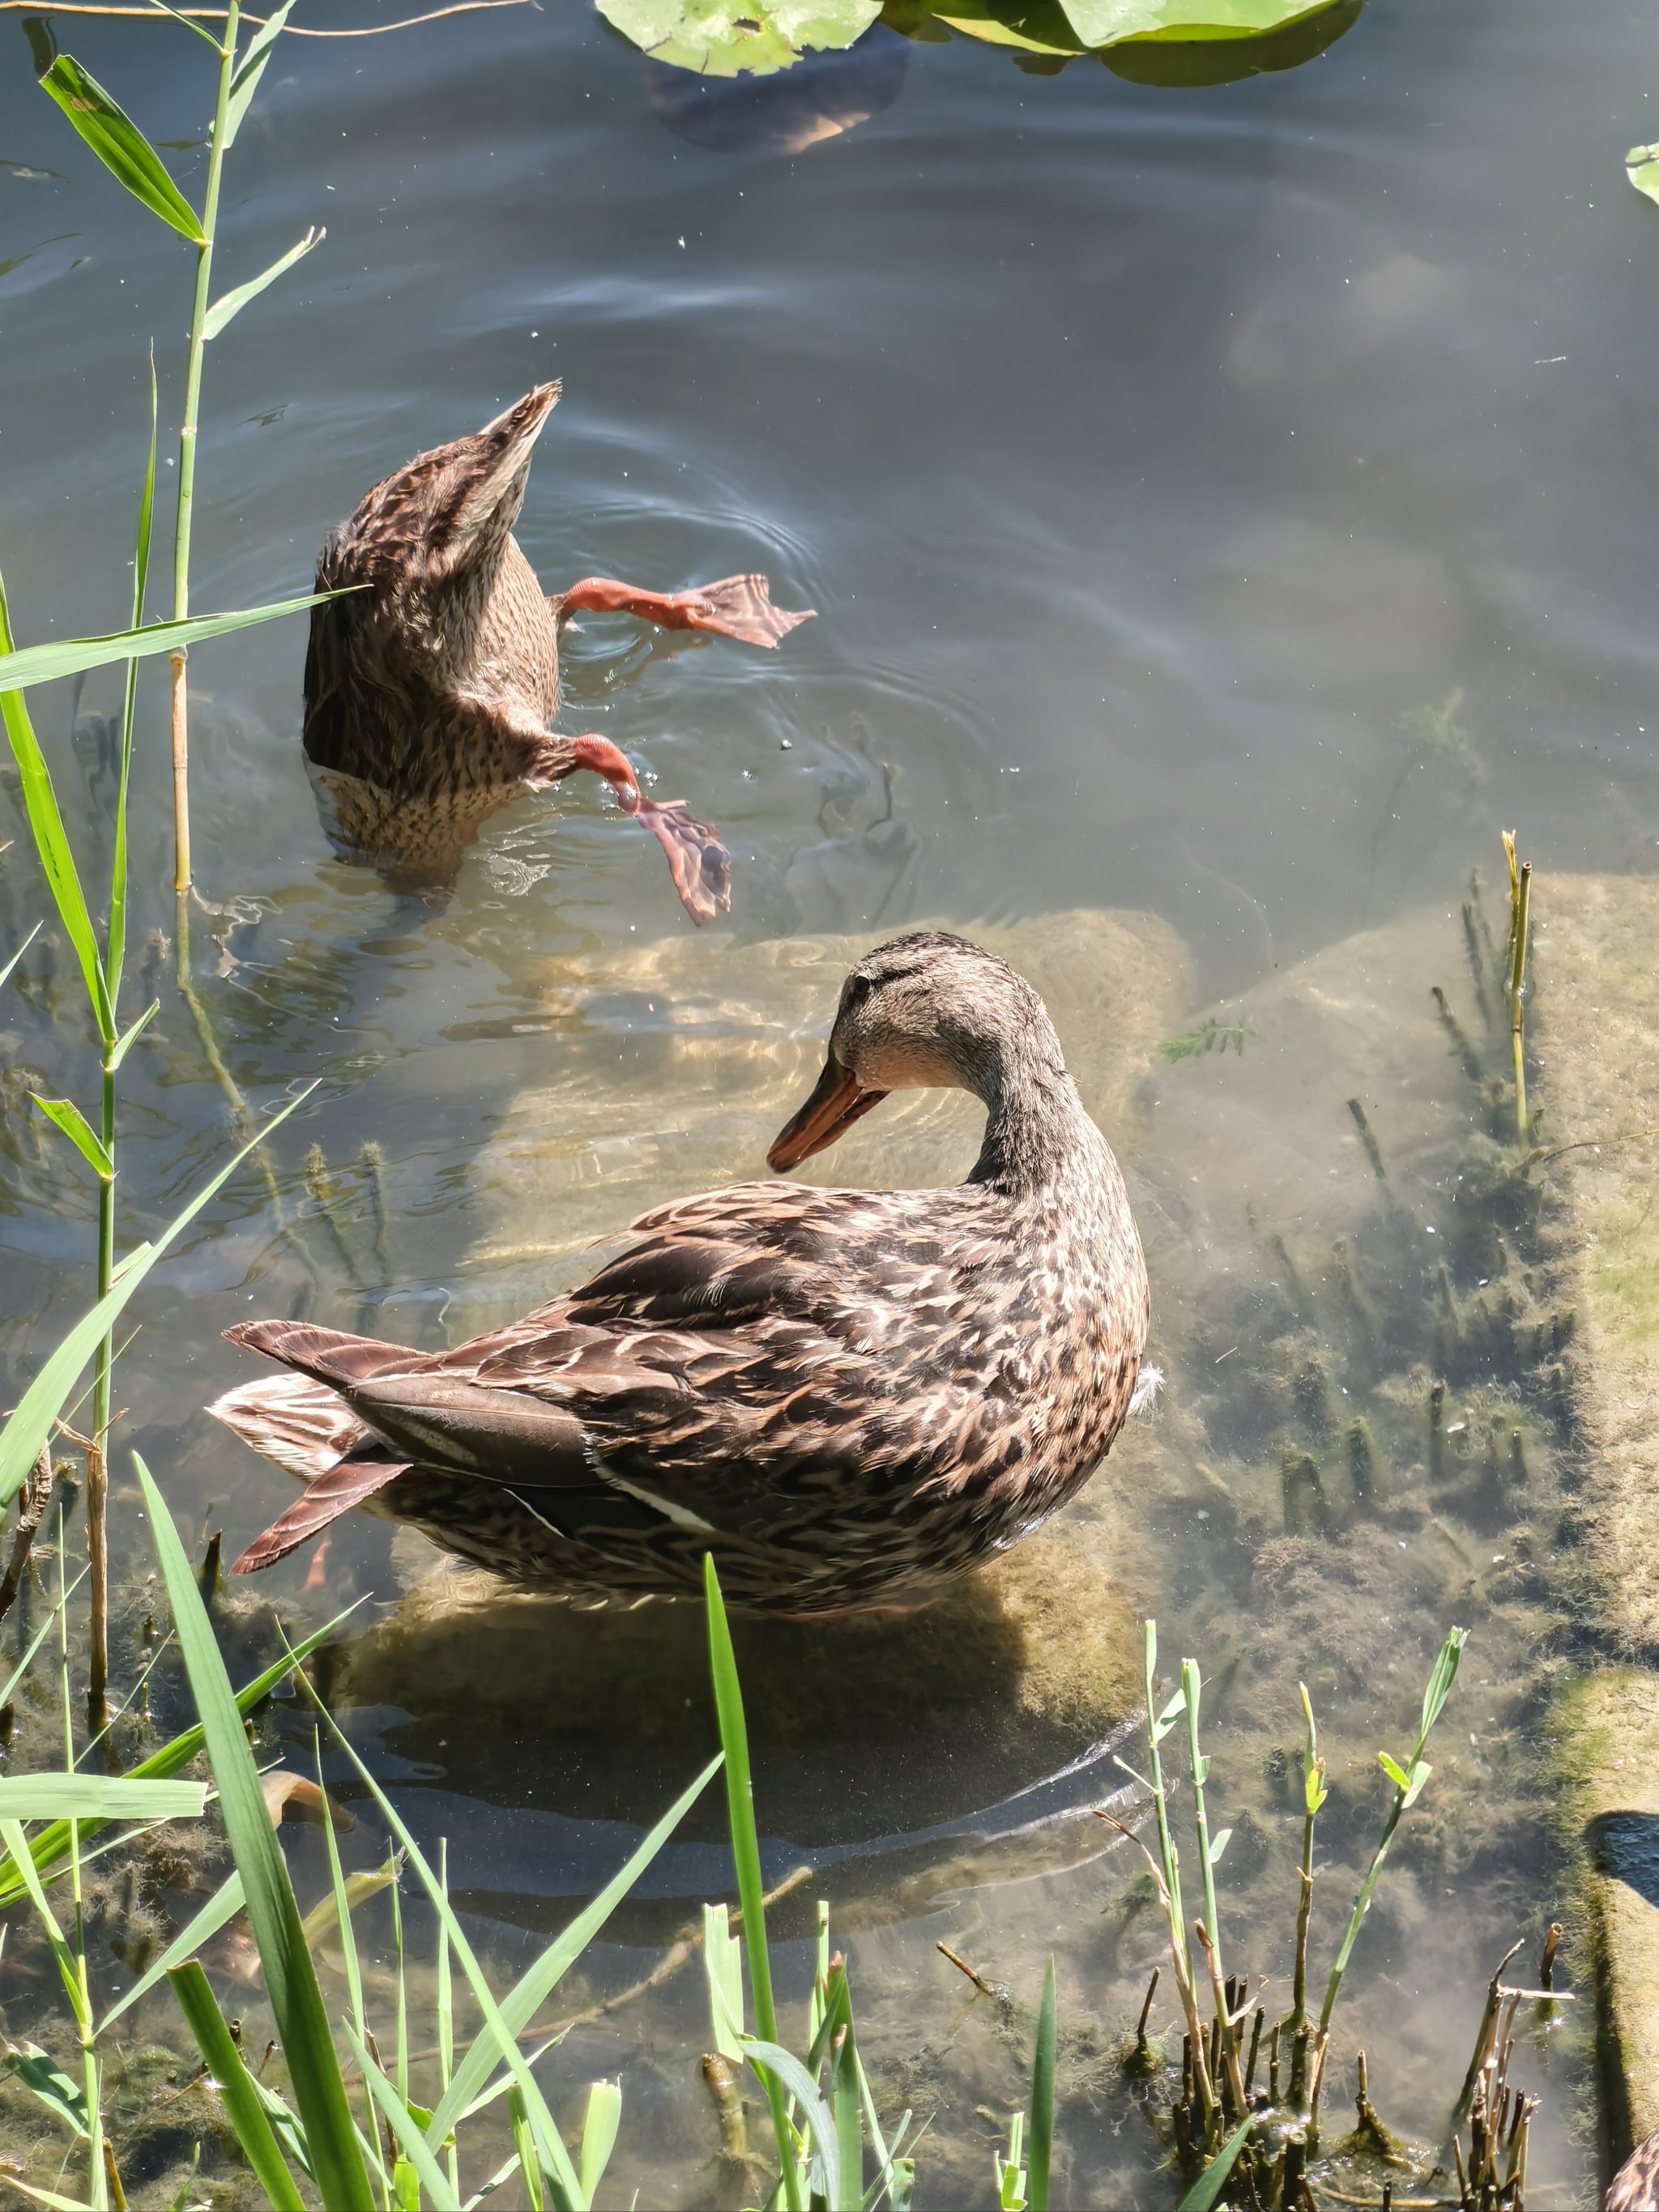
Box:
636;795;731;925
557;573;814;649
569;735;731;926
663;573;815;648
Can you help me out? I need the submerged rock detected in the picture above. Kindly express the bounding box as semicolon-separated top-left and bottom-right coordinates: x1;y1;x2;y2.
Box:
1537;874;1659;2161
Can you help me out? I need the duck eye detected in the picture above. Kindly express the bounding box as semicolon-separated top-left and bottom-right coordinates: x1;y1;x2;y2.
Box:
846;975;874;1011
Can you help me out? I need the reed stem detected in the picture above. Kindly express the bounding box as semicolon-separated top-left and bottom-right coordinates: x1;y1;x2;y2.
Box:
86;1049;114;1723
1502;831;1532;1148
169;0;241;890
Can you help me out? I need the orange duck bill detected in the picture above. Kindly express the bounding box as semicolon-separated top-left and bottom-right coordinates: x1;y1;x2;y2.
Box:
767;1051;889;1171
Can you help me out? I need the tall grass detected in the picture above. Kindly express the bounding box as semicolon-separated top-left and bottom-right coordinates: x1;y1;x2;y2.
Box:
2;3;352;1708
31;1;322;893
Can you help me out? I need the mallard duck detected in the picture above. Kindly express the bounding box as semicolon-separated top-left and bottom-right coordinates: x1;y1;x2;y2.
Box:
210;931;1149;1613
301;382;812;920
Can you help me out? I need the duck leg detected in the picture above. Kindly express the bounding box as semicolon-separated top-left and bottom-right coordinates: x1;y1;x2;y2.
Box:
555;573;813;650
566;734;731;925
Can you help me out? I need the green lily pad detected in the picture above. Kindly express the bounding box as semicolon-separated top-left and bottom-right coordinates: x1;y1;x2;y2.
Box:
1104;0;1360;85
1064;0;1337;39
597;0;884;75
924;0;1088;53
1627;140;1659;208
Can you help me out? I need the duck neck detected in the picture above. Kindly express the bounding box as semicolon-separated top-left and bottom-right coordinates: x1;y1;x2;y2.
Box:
968;1034;1102;1198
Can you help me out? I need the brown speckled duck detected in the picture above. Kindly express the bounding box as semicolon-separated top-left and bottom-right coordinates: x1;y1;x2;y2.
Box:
210;932;1149;1613
302;382;812;920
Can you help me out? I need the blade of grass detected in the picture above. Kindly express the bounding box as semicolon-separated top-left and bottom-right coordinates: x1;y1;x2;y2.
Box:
0;1085;313;1510
704;1553;803;2212
312;1734;389;2205
100;1867;245;2029
4;2043;88;2136
740;2036;838;2206
29;1097;113;1181
107;344;157;1009
307;1703;587;2210
168;1960;306;2211
1026;1956;1056;2212
0;570;113;1037
0;920;43;995
0;1777;204;1820
0;591;352;693
0;1606;353;1906
577;2082;621;2206
36;55;207;241
134;1452;373;2212
220;0;292;147
1175;2115;1255;2212
343;2025;461;2212
203;225;322;339
427;1751;721;2139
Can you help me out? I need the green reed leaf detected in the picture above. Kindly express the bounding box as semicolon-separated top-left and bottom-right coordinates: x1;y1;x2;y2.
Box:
108;1000;159;1071
577;2081;621;2206
0;571;113;1039
0;1775;203;1821
220;0;295;149
740;2036;839;2205
0;591;350;694
4;2043;89;2137
0;1607;352;1910
0;1086;313;1515
168;1962;307;2211
428;1750;719;2141
1175;2114;1255;2212
109;346;157;1008
309;1707;585;2210
203;224;323;340
1026;1956;1056;2212
344;2026;461;2212
29;1096;113;1181
100;1867;245;2030
136;1455;373;2212
706;1553;804;2212
37;57;206;241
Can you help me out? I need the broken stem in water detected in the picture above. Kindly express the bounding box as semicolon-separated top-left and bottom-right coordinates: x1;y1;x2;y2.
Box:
1502;831;1532;1149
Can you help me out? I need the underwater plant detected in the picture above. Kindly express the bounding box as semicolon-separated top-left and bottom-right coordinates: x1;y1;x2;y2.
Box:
1106;1619;1563;2211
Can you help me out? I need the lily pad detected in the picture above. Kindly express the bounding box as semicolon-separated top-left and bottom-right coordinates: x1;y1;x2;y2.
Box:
923;1;1089;55
1104;0;1360;84
597;0;884;75
1627;140;1659;208
1064;0;1340;39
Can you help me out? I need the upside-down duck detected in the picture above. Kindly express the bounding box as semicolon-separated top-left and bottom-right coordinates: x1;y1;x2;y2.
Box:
301;381;812;921
211;932;1150;1613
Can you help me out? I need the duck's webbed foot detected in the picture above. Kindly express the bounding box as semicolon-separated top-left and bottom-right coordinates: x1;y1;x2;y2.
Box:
569;735;731;926
557;573;814;649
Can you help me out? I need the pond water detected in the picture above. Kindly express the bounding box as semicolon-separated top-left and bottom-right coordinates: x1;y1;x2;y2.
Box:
4;0;1658;2201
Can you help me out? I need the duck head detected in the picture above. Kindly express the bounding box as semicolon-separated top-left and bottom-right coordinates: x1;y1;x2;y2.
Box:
768;931;1060;1171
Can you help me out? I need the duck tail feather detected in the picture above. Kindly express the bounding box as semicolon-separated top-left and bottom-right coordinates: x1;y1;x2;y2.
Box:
231;1454;412;1575
208;1373;369;1482
224;1319;421;1390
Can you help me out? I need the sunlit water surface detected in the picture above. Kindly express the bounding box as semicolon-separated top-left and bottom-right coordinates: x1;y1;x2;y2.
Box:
6;0;1659;2200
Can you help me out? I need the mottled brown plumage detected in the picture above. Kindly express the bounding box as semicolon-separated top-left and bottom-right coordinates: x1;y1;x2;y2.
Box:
302;382;813;920
211;933;1149;1613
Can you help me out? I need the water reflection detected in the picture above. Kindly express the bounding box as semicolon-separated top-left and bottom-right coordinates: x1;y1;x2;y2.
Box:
643;28;910;151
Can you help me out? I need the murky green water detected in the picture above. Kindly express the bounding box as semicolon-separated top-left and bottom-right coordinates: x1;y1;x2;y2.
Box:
5;0;1658;2200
